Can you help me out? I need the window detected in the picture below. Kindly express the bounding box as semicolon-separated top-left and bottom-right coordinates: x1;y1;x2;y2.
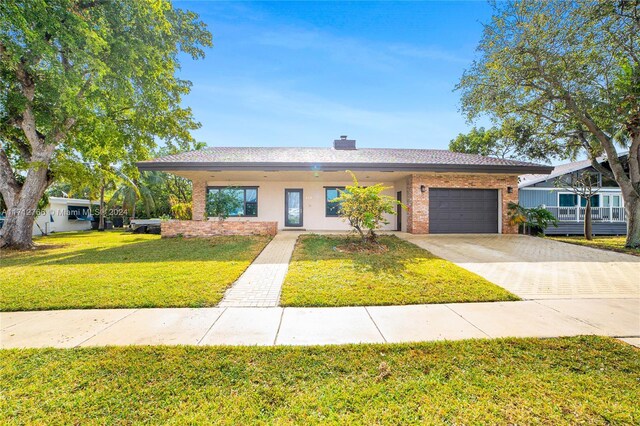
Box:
68;205;91;221
580;194;600;207
558;193;577;207
559;193;600;207
613;195;622;207
603;194;623;208
325;187;345;217
207;187;258;217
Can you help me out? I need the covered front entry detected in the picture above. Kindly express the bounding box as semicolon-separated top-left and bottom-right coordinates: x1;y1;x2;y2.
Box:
429;188;499;234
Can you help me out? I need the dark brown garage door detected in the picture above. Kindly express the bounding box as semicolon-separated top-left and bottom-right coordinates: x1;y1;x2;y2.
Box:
429;188;498;234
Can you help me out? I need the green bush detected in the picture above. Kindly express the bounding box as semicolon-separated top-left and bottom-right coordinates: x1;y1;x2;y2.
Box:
170;202;192;220
507;202;558;235
206;188;243;221
332;171;405;244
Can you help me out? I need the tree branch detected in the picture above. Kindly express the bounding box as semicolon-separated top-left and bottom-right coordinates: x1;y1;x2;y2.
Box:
0;148;20;207
629;132;640;185
76;73;94;101
76;0;110;9
49;117;77;144
558;89;633;193
9;135;32;162
575;131;616;180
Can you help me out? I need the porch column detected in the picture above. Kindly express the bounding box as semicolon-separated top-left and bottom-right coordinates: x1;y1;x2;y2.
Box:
406;175;429;234
192;178;207;221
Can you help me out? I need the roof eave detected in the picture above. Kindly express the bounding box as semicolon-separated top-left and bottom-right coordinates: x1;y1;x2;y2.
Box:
137;161;554;175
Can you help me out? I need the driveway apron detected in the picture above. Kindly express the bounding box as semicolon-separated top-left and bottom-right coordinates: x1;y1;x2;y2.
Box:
398;234;640;299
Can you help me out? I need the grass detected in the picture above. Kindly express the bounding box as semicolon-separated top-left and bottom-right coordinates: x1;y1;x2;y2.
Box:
0;231;271;311
0;336;638;424
549;235;640;257
280;234;518;307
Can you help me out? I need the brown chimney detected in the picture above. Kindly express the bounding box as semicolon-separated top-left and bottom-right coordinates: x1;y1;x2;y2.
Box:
333;135;356;150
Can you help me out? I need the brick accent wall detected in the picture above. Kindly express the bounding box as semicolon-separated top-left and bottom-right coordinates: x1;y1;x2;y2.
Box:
191;179;207;221
406;173;519;234
162;220;278;238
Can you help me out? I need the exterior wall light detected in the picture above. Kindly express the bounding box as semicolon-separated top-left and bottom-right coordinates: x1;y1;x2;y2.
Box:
420;185;427;193
507;186;513;194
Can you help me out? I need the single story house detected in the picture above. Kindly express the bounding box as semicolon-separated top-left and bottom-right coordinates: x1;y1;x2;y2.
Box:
32;197;97;236
137;137;552;235
519;156;627;235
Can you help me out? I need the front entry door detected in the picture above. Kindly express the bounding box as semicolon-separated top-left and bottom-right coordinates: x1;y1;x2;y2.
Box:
285;189;303;227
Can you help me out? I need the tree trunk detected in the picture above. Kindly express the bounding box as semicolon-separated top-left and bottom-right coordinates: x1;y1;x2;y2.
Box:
625;194;640;248
0;211;38;250
98;181;105;232
584;200;593;241
0;155;51;250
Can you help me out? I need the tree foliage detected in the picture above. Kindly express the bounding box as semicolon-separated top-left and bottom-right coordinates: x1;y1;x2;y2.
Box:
108;172;157;220
457;0;640;247
449;121;559;162
332;171;405;244
170;199;192;220
0;0;211;248
206;188;244;221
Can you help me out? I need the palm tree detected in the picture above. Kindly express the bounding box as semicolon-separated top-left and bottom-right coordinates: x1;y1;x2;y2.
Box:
109;171;156;221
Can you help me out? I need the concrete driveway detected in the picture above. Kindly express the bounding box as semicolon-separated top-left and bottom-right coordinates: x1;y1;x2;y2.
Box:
399;234;640;299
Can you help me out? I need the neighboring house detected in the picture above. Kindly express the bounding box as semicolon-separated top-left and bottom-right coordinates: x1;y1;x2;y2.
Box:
137;136;551;235
32;197;97;236
519;157;627;235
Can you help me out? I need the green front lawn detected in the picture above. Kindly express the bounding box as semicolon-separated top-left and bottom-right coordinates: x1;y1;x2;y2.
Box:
280;234;518;306
1;336;638;424
0;231;271;311
549;235;640;257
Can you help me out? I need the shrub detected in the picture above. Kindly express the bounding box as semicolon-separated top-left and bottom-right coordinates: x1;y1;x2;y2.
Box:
507;202;558;235
206;188;243;221
332;171;405;244
170;202;192;220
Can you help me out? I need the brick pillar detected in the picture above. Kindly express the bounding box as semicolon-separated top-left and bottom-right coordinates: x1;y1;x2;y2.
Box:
191;178;207;221
406;175;429;234
502;184;519;234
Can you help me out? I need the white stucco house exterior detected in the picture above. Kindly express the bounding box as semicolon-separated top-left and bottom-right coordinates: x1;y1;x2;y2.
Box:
31;197;97;236
138;137;552;236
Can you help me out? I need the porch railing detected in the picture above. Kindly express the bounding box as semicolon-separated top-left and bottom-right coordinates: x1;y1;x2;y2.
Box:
546;206;626;222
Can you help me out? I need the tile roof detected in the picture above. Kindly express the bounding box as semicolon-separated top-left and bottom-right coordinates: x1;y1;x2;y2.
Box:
138;147;553;174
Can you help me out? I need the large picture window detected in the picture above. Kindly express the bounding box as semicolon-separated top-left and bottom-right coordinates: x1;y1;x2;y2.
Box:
207;187;258;217
325;187;345;217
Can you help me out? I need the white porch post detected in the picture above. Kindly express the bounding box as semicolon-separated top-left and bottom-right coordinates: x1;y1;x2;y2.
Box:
610;204;613;222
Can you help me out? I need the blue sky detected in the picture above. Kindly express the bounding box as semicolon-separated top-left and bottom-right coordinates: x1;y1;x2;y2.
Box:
175;1;494;150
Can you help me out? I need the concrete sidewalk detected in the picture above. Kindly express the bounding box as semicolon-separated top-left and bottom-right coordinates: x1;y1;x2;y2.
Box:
2;298;638;348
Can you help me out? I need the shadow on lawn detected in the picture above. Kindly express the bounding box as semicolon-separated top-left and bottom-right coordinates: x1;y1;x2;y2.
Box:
300;234;433;274
1;237;263;267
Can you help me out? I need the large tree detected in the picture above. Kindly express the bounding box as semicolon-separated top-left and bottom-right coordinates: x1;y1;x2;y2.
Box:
0;0;211;249
457;0;640;247
449;121;561;161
